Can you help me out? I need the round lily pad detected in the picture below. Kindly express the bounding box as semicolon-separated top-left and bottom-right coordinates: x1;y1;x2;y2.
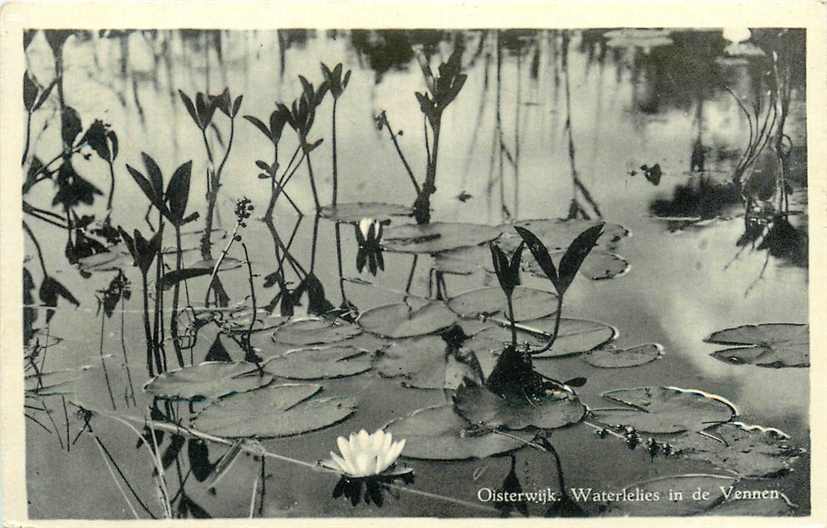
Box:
192;383;356;438
382;222;501;254
705;323;809;368
357;298;458;338
601;474;737;516
318;202;413;224
469;318;616;359
272;317;362;346
582;343;663;368
453;382;586;431
263;345;373;380
591;386;737;434
447;286;558;321
188;256;243;272
143;361;273;401
432;245;488;275
523;249;630;281
383;405;533;460
670;422;804;478
375;335;484;389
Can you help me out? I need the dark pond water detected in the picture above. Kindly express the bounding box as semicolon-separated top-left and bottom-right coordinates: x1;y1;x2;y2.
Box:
22;29;809;518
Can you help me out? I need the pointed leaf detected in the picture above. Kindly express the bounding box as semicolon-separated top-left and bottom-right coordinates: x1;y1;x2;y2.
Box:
126;163;159;206
178;90;200;127
165;160;192;224
243;115;272;141
23;72;38;111
558;223;604;294
141;152;164;199
231;94;243;117
514;225;559;291
33;80;56;111
61;106;83;147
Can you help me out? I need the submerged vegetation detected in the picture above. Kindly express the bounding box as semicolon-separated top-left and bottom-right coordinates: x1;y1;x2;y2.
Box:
21;28;808;518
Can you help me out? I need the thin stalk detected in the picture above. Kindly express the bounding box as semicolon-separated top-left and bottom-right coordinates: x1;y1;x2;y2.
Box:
120;295;137;406
532;293;564;355
203;222;241;306
98;314;117;410
22;111;33;166
61;395;71;450
93;435;141;519
331;99;339;206
241;242;257;356
42;400;65;450
265;143;280;218
141;272;155;376
169;225;185;368
381;111;421;195
303;141;321;211
23;220;48;276
152;216;166;372
505;292;518;347
106;159;116;211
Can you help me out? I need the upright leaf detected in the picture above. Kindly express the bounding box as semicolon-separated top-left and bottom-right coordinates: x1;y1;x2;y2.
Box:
514;225;559;292
141;152;165;199
557;223;604;294
178;90;200;128
23;72;38;111
165;160;193;225
243;115;272;141
61;106;83;147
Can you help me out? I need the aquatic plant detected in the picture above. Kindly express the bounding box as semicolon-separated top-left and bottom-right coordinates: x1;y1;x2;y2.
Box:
321;62;352;207
325;429;407;478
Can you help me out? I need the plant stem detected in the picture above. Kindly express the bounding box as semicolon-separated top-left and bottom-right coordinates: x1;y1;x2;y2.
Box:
22;111;33;166
241;242;257;356
98;314;117;410
169;225;185;368
532;293;564;355
106;159;116;211
331;99;339;206
304;142;321;211
505;292;518;347
141;272;155;376
120;295;137;406
203;222;241;306
153;216;166;373
22;220;48;276
381;111;421;195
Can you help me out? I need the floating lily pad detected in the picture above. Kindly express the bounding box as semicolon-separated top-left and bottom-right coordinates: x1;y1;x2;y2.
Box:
382;222;501;254
25;366;93;396
498;219;630;253
601;474;737;516
76;249;132;273
272;317;362;346
524;249;630;281
705;323;809;368
592;386;737;434
319;202;413;224
453;382;586;431
357;298;458;338
468;317;615;359
192;384;356;438
383;405;532;460
462;327;546;378
375;335;484;389
582;343;663;368
263;345;373;379
432;245;488;275
447;286;558;321
143;361;273;401
188;256;243;272
671;422;804;478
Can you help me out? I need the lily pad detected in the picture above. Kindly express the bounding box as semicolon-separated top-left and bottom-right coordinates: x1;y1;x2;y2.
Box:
453;382;586;431
76;249;132;273
357;298;458;338
143;361;273;401
375;335;484;389
263;345;373;380
601;474;737;516
524;249;630;281
319;202;413;224
591;386;737;434
466;318;616;359
705;323;809;368
272;317;362;346
25;366;93;396
433;245;488;275
383;405;532;460
188;256;243;272
582;343;663;368
670;422;804;478
447;287;558;321
192;383;356;438
382;222;501;254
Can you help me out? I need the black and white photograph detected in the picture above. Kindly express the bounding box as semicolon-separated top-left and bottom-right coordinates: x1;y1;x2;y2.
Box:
2;1;825;523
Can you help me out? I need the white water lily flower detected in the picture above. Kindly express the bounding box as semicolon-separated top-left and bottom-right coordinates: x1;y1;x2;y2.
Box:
723;28;751;44
357;217;382;245
328;429;406;477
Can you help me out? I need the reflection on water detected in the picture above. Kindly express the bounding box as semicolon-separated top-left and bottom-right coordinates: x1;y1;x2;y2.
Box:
22;28;809;518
